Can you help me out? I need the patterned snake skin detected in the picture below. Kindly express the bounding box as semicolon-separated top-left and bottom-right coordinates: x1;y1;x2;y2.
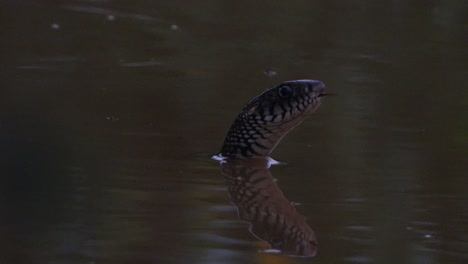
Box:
220;80;327;158
216;79;328;256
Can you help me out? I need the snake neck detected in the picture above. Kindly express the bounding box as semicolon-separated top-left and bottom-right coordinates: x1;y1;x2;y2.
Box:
220;80;326;159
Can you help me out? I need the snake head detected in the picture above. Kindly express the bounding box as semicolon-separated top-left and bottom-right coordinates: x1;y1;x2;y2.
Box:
220;80;327;158
245;80;326;121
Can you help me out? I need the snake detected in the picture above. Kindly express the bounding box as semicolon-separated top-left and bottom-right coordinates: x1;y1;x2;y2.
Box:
219;79;328;158
216;79;328;256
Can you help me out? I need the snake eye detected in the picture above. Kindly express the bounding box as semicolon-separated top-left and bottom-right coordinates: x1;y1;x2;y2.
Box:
278;86;293;97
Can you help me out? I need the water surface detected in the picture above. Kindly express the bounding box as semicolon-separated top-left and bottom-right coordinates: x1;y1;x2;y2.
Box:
1;1;467;263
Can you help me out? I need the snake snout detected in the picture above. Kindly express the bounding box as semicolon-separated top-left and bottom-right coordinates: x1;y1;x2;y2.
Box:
292;79;326;97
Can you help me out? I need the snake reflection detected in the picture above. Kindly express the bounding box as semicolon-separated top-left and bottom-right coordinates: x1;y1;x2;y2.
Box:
215;80;328;257
221;158;317;257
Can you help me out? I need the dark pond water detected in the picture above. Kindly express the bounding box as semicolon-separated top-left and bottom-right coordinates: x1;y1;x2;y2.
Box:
1;1;467;263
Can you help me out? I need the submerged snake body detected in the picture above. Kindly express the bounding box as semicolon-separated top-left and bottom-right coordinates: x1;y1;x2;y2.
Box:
220;80;326;158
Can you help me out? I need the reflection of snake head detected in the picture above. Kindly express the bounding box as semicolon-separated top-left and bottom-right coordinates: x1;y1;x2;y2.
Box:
220;80;327;158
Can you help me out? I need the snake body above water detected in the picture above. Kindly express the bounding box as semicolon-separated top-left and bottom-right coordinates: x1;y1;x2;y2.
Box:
219;80;328;159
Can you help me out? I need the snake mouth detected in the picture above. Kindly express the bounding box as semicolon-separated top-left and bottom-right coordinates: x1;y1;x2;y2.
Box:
317;93;335;98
